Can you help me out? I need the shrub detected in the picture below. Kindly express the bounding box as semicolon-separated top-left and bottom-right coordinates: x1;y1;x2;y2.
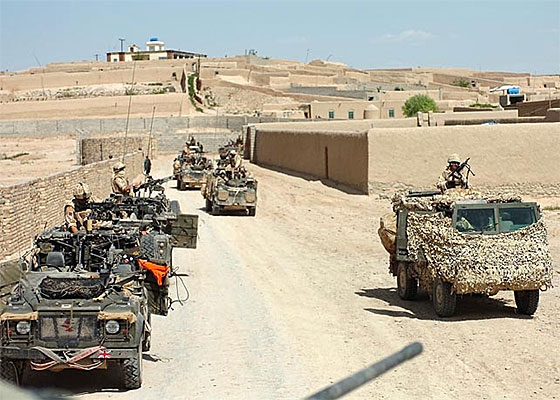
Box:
402;94;439;117
451;78;470;88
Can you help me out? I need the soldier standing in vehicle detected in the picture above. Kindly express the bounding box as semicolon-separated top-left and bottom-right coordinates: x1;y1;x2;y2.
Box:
437;154;468;193
112;162;133;196
63;202;79;233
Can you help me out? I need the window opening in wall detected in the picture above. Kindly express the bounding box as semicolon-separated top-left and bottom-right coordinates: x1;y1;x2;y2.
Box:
328;110;335;119
388;108;395;118
348;110;354;119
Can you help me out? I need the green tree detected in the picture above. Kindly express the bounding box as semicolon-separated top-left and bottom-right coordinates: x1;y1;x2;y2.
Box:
402;94;439;117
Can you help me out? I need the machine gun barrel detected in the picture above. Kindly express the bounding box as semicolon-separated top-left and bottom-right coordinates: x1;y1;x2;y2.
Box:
305;342;423;400
134;175;174;193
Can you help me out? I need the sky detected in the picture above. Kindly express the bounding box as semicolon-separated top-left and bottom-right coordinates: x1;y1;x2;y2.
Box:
0;0;559;74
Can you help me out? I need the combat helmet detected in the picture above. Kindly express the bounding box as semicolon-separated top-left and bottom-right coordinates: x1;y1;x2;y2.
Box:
447;154;461;164
113;162;126;172
73;182;91;200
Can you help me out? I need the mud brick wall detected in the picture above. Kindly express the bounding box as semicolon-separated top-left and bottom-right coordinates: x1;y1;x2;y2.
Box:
80;136;157;165
368;122;560;194
253;128;369;193
0;152;143;260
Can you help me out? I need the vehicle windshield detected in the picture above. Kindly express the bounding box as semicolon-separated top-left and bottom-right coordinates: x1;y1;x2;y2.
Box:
455;208;496;232
498;207;536;232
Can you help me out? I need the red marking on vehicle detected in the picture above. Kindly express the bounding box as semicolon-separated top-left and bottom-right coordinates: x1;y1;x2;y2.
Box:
98;348;112;359
62;319;73;332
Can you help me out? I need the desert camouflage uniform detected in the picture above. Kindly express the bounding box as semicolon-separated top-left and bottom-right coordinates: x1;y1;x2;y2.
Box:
437;168;467;192
112;172;132;196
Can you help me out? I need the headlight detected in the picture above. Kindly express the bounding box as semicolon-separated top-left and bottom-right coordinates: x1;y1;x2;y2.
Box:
105;320;120;334
245;192;256;203
217;190;229;201
16;320;31;335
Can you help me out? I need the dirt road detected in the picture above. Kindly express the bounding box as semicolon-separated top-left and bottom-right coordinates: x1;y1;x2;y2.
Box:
25;157;560;399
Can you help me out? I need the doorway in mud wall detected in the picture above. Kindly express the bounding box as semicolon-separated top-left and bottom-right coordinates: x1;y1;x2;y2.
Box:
324;146;329;179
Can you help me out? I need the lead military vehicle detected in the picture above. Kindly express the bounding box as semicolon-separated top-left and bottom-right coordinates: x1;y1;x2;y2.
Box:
378;189;553;317
0;204;198;388
201;168;257;216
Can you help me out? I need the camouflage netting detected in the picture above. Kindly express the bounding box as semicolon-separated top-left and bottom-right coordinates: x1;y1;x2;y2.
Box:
40;277;106;299
391;189;523;213
405;212;554;294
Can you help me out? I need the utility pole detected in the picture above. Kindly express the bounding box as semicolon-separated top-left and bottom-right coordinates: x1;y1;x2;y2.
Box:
118;38;125;52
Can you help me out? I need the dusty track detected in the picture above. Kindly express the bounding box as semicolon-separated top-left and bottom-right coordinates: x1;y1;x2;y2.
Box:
23;156;560;399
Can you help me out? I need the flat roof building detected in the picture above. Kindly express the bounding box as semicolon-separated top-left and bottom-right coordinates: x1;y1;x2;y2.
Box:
106;37;206;62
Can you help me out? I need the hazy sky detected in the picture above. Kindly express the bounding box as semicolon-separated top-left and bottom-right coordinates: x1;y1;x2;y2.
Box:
1;0;559;73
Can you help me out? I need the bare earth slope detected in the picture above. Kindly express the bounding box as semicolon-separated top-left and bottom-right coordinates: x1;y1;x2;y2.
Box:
25;157;560;399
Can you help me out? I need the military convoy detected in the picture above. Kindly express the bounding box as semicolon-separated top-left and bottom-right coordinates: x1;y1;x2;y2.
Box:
174;144;213;191
379;189;553;317
202;170;258;216
0;177;198;389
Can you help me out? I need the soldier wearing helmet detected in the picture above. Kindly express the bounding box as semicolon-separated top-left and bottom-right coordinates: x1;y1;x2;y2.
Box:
437;154;468;193
112;162;133;196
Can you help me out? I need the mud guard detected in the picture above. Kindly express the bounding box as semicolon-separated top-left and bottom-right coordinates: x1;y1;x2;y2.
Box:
169;214;198;249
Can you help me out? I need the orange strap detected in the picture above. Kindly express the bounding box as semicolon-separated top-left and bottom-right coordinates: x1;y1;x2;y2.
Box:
138;259;170;286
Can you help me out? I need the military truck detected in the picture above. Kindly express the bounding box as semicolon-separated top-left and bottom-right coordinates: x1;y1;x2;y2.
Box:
0;214;198;388
379;190;553;317
201;169;257;216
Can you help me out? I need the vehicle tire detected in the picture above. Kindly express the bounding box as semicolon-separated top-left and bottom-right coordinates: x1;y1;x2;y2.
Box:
142;312;152;352
169;200;181;216
205;198;212;212
141;235;156;261
432;278;456;317
248;207;256;217
212;203;220;216
514;290;539;315
123;345;142;390
0;360;21;385
396;262;417;300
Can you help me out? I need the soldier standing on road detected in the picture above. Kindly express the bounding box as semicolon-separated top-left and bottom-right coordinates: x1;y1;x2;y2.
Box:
436;154;468;193
112;162;133;196
144;155;152;176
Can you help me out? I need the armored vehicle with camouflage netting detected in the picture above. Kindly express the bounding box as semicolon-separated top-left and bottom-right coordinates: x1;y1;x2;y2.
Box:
0;209;198;388
201;168;257;216
378;189;553;317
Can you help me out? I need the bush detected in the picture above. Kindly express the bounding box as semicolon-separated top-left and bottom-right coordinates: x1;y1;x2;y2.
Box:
402;94;439;117
188;74;203;112
469;103;497;108
451;78;470;88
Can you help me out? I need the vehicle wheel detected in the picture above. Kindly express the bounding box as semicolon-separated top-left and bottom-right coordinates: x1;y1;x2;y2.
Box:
514;290;539;315
0;360;21;385
397;262;417;300
205;198;212;212
123;345;142;390
248;207;256;217
141;235;156;261
212;203;220;216
142;312;152;352
169;200;181;216
432;278;456;317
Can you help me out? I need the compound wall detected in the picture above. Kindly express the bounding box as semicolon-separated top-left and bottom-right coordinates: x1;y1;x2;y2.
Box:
79;135;156;164
368;122;560;194
0;152;143;260
253;127;369;193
